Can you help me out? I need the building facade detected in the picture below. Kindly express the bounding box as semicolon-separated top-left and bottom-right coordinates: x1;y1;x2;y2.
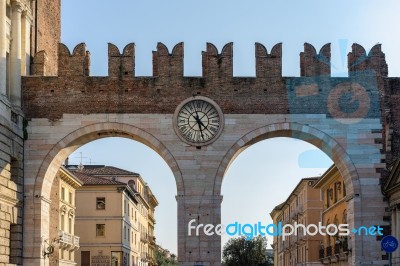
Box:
48;167;82;266
0;0;32;265
70;165;158;266
313;165;350;265
383;159;400;265
270;177;324;266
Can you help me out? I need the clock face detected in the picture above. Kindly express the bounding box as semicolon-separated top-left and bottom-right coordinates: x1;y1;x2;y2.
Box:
174;98;223;145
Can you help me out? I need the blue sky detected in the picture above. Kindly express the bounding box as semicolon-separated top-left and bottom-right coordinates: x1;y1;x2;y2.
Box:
61;0;400;254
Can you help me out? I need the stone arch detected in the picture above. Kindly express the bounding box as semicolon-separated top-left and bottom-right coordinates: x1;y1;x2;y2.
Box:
214;122;360;197
214;121;363;263
33;122;183;200
24;122;182;265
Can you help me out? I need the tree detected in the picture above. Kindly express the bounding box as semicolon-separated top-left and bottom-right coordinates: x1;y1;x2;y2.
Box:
222;235;273;266
155;248;178;266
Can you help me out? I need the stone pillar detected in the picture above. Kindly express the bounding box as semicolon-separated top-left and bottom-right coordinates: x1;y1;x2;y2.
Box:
10;1;22;107
21;10;31;76
23;196;51;266
0;0;6;96
177;195;222;266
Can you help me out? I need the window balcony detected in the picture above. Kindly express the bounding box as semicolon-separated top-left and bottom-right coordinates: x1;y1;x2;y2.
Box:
58;230;80;251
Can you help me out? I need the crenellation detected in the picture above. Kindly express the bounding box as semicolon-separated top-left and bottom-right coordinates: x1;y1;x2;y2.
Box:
58;43;91;77
348;43;388;77
202;42;233;79
26;42;394;80
300;43;331;77
255;42;282;78
152;42;183;78
108;43;135;77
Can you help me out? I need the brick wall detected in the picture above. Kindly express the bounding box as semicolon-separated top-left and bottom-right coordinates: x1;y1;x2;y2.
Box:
31;0;61;76
383;78;400;165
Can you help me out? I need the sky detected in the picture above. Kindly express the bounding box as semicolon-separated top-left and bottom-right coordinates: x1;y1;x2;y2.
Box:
61;0;400;254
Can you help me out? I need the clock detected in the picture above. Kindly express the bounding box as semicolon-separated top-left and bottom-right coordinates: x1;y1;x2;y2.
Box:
173;97;224;146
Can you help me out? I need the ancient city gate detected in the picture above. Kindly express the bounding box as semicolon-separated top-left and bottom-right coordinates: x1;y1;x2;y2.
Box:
22;41;391;265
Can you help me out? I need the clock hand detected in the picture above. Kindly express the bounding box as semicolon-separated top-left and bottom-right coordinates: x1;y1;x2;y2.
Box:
198;123;205;139
194;112;205;139
194;110;207;128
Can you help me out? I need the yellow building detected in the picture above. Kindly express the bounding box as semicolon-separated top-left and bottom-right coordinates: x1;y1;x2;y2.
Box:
270;177;323;266
69;165;158;266
144;184;158;266
313;165;349;265
49;166;83;265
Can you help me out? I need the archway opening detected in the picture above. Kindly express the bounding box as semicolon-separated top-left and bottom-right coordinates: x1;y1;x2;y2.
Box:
221;137;332;248
24;123;181;266
218;122;360;266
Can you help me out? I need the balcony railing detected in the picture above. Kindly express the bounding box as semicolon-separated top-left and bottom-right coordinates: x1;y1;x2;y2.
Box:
149;235;156;245
319;248;324;259
295;204;305;216
58;230;80;251
334;243;341;254
326;246;332;257
141;252;148;262
148;212;155;222
140;233;149;243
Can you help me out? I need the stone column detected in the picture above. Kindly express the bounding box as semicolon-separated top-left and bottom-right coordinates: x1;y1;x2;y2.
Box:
10;1;22;107
177;195;222;266
21;10;31;76
0;0;6;96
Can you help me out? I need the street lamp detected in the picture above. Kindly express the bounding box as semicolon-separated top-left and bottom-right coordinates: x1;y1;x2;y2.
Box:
42;236;62;258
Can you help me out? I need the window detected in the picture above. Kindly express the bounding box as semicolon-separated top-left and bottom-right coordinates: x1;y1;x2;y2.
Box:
343;182;346;196
69;192;73;204
9;224;20;264
6;53;10;97
128;179;136;190
326;190;330;208
68;217;72;233
96;197;106;210
60;214;65;231
61;187;65;201
96;224;105;237
6;4;11;19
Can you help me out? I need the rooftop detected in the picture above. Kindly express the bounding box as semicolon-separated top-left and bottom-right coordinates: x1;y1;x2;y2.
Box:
66;165;139;176
71;171;127;186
